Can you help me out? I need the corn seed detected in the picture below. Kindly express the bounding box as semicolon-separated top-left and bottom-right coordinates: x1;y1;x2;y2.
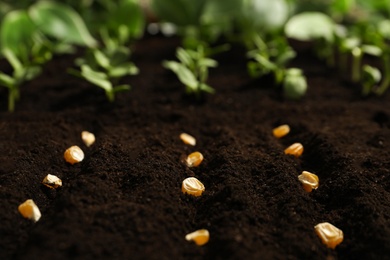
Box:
273;124;290;138
185;151;203;167
42;174;62;189
182;177;205;197
18;199;41;222
64;145;84;165
315;222;343;249
284;143;304;157
81;131;95;147
180;133;196;146
185;229;210;246
298;171;319;192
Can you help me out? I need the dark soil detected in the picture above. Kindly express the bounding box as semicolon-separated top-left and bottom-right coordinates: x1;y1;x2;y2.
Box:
1;35;390;260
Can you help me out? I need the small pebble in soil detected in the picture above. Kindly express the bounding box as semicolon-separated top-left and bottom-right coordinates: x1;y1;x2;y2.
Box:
42;174;62;189
64;145;84;165
298;171;319;192
272;124;290;138
284;143;304;157
18;199;41;222
185;229;210;246
180;133;196;146
185;152;203;167
314;222;344;249
81;131;96;147
182;177;205;197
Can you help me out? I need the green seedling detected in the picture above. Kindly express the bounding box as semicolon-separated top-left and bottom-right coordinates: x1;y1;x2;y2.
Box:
374;53;390;96
151;0;241;44
152;0;239;96
283;68;308;100
247;34;296;84
28;1;97;48
0;50;42;112
163;46;217;97
361;65;382;96
351;44;382;82
70;47;139;102
286;12;337;66
0;1;100;111
0;10;49;112
69;0;144;102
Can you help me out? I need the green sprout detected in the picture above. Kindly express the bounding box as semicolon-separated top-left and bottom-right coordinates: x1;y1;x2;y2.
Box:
0;10;48;112
374;53;390;96
0;1;99;111
70;0;144;102
246;34;297;85
70;47;139;102
283;68;308;100
361;65;382;96
163;46;217;97
235;0;307;99
152;0;240;97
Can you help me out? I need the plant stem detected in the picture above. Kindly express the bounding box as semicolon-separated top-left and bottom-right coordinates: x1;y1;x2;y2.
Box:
8;87;19;112
351;47;362;82
375;55;390;95
106;91;115;102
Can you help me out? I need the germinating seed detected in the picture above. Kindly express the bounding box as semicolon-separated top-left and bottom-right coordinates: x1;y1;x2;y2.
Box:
180;133;196;146
273;124;290;138
64;145;84;165
182;177;205;197
185;229;210;246
81;131;95;147
315;222;344;249
298;171;319;192
186;151;203;167
284;142;304;157
42;174;62;189
18;199;41;222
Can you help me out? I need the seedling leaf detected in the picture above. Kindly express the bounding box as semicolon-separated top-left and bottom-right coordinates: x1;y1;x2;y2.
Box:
151;0;207;27
378;19;390;39
113;84;131;93
108;63;139;78
283;68;307;100
163;61;198;89
242;0;289;30
0;72;15;88
105;0;145;42
93;49;110;70
285;12;335;42
29;1;97;47
0;10;41;60
80;64;112;92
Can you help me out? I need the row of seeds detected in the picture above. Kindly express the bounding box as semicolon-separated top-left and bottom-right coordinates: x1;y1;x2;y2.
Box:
179;125;343;250
274;124;343;249
17;131;95;222
18;127;343;251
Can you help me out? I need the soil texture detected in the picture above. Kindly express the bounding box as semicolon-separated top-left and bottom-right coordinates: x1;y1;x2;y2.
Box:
1;35;390;260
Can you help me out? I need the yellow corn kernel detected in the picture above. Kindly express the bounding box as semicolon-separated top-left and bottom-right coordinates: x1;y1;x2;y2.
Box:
182;177;205;197
180;133;196;146
185;151;203;167
298;171;319;192
64;145;84;165
185;229;210;246
18;199;41;222
315;222;343;249
81;131;95;147
42;174;62;189
273;124;290;138
284;143;304;157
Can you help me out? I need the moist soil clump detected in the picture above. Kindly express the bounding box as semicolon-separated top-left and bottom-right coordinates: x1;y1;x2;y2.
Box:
1;35;390;259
